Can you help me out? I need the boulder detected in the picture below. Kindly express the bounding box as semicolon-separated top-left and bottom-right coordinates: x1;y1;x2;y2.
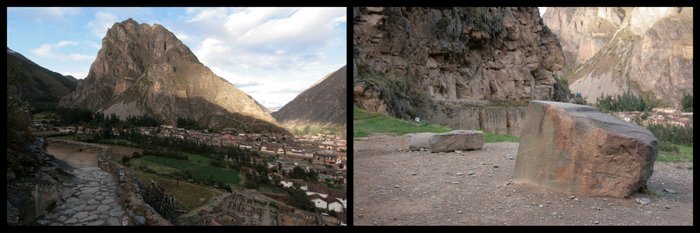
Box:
430;130;485;153
407;133;434;151
513;100;658;197
406;130;484;152
30;183;61;220
134;216;146;226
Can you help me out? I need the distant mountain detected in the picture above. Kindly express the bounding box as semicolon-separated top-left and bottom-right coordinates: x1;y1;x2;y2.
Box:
58;18;287;134
6;47;78;109
544;7;693;108
267;106;283;113
272;66;347;133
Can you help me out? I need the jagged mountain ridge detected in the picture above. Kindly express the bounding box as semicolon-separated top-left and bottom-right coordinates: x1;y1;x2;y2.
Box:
544;7;693;108
7;47;78;108
272;66;347;131
58;18;287;134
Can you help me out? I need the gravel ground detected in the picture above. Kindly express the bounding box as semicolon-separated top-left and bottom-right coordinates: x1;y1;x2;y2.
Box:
353;135;693;225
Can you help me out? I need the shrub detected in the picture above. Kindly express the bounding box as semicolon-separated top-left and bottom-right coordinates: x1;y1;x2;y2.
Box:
659;141;680;153
552;77;571;103
355;67;425;120
459;7;506;40
647;124;693;146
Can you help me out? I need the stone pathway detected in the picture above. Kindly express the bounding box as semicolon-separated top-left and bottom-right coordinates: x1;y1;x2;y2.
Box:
36;167;130;226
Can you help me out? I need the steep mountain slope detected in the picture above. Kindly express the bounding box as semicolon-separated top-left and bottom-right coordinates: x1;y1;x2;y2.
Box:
353;7;565;134
7;47;78;109
58;18;287;134
544;7;693;108
272;66;347;130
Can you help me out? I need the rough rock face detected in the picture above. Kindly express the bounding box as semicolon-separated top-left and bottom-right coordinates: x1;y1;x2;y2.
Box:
513;100;658;197
354;7;565;121
59;19;285;133
272;66;347;132
7;139;78;225
420;102;528;136
407;130;484;152
7;47;78;108
544;7;693;108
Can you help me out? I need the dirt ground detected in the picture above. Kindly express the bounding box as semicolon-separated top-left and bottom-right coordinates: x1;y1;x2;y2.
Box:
353;135;693;225
92;143;143;161
47;144;99;168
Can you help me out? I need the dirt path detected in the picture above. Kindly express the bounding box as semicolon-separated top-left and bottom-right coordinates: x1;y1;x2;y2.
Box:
38;141;130;226
354;135;693;225
47;144;99;168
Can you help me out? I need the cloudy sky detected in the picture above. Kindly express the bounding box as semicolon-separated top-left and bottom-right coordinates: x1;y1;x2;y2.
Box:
7;7;347;109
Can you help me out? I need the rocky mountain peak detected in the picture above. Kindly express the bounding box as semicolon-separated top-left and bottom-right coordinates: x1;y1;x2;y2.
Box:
59;19;286;133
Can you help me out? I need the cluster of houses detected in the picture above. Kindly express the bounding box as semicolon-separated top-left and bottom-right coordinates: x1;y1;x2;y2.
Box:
279;178;347;214
151;125;347;159
615;108;693;128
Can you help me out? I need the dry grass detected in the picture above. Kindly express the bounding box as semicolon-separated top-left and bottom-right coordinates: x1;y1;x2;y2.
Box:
136;171;224;211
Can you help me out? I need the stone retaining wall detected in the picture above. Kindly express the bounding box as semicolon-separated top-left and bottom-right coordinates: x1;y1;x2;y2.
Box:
424;103;528;136
47;139;172;225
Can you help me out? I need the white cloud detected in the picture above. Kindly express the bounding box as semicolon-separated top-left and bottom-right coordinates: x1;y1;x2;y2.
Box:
87;11;118;37
195;38;234;68
43;7;80;18
333;15;346;23
185;7;346;108
223;8;299;38
31;41;94;62
227;7;345;51
32;44;53;57
61;71;88;79
56;40;80;48
186;7;230;22
174;32;191;41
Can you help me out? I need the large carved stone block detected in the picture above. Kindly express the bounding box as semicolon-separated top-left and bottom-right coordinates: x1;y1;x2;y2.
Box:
514;100;658;197
407;130;484;153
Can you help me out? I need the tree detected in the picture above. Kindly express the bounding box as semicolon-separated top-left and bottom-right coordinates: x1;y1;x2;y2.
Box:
177;117;200;130
682;94;693;112
289;166;307;180
306;169;319;182
596;91;650;112
286;186;315;211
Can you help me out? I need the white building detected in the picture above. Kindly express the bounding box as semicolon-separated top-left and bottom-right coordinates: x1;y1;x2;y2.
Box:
280;179;308;191
327;200;344;213
310;195;327;209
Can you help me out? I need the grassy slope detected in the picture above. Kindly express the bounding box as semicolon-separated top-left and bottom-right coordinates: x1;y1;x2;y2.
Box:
354;106;451;137
129;152;242;186
354;106;519;142
657;143;693;163
136;171;223;211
